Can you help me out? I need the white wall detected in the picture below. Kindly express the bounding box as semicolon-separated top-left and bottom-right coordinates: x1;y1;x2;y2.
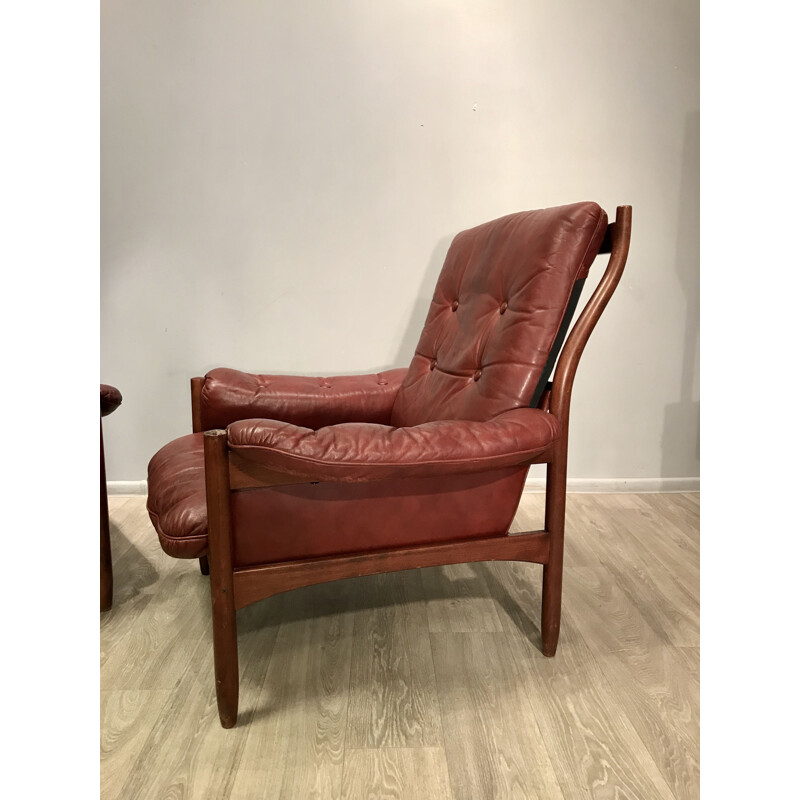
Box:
101;0;699;485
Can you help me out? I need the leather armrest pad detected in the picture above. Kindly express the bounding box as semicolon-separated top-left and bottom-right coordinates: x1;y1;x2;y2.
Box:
227;407;559;483
200;367;407;429
101;384;122;417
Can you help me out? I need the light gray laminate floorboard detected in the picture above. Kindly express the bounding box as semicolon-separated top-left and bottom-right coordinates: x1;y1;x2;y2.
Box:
431;632;566;800
518;657;680;800
342;747;454;800
100;689;171;796
591;646;700;800
567;495;699;647
101;492;700;799
637;493;700;546
421;563;505;634
345;570;444;750
229;583;355;799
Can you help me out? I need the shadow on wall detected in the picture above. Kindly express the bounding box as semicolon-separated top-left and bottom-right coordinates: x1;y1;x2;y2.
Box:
391;235;454;368
662;110;700;478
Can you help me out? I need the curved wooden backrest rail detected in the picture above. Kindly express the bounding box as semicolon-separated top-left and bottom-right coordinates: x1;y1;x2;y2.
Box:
539;205;631;658
550;206;632;427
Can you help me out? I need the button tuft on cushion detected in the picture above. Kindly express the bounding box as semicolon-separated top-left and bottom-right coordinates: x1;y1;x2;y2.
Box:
451;300;459;311
474;369;482;381
389;202;608;428
430;359;437;371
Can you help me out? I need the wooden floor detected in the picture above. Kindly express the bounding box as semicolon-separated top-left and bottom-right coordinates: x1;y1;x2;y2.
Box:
101;492;699;800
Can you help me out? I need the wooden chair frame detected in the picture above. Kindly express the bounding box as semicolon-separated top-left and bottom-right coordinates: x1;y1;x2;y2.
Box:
100;422;113;611
191;206;631;727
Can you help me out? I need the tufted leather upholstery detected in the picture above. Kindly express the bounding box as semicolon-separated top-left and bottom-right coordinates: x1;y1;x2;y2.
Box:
201;368;407;431
391;202;607;426
147;201;609;562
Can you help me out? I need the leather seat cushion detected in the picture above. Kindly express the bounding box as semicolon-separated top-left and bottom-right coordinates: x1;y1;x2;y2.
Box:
146;432;532;563
147;434;208;559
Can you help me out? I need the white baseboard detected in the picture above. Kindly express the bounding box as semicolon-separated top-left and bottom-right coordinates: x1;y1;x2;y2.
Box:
108;477;699;496
523;476;699;493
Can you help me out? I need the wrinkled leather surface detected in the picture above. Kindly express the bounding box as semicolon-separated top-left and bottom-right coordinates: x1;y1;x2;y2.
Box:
391;202;607;427
201;368;406;430
144;432;529;562
228;407;558;483
231;468;528;566
147;434;208;559
100;384;122;417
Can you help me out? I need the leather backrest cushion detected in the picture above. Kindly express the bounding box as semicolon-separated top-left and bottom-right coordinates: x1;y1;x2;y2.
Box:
391;202;607;427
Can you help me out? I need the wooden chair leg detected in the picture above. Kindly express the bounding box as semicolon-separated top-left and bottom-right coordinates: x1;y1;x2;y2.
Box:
541;459;566;657
541;566;563;657
100;422;113;612
212;586;239;728
205;430;239;727
199;556;210;575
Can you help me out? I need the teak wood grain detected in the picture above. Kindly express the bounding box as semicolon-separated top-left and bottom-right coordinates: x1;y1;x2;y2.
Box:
232;530;551;611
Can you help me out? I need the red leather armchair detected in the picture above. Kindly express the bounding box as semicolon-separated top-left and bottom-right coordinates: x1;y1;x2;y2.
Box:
147;202;631;727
